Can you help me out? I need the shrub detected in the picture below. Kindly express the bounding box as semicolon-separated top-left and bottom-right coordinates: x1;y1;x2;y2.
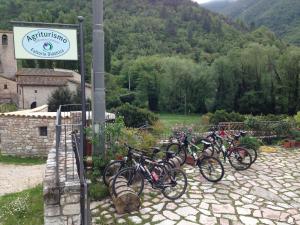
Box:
294;112;300;127
89;183;109;201
120;93;136;104
209;110;245;124
47;87;74;112
239;136;262;150
0;103;17;113
113;103;158;128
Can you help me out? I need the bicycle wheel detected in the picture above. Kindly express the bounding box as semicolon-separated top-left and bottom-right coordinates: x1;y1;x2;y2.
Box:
161;168;187;200
166;143;186;166
198;156;224;183
239;146;257;164
102;160;124;186
112;167;144;197
228;147;252;171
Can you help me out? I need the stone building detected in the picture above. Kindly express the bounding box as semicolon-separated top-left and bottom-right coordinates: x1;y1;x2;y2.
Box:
0;30;92;109
0;75;17;104
0;30;17;79
0;105;56;157
16;68;92;109
0;105;115;157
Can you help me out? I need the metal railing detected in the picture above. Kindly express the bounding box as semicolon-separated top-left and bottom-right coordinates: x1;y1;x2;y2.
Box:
55;104;91;225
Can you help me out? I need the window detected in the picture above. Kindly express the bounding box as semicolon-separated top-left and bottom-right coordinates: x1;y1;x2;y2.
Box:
39;127;48;136
2;34;8;45
4;84;7;89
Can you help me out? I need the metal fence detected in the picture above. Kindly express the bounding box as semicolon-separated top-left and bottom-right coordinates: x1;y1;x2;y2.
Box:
55;104;91;225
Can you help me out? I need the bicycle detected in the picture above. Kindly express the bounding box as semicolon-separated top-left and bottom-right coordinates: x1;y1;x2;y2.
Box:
207;131;253;171
103;144;176;186
112;153;188;200
167;132;225;183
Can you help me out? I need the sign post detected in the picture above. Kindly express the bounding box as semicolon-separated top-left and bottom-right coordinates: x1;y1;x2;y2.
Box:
12;20;89;224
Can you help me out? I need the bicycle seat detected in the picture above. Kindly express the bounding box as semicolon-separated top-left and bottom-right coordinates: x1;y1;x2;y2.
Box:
240;131;247;136
166;151;175;159
150;147;161;155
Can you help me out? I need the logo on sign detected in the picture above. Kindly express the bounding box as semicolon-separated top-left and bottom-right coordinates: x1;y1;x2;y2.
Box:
22;29;70;59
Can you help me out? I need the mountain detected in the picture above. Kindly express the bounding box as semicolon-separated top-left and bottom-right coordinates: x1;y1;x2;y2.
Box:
0;0;252;72
202;0;300;45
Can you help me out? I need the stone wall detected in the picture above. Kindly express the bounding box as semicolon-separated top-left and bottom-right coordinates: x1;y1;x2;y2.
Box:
44;136;81;225
0;114;56;157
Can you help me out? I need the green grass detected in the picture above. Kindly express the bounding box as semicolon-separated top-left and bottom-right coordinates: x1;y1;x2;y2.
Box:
0;185;44;225
158;114;202;130
0;154;46;165
0;104;17;113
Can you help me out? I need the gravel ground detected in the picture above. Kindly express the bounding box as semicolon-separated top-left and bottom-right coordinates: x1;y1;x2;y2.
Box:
0;163;45;196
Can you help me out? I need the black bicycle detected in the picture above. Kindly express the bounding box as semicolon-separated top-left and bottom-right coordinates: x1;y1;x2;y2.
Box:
167;132;225;182
103;144;175;186
112;153;188;200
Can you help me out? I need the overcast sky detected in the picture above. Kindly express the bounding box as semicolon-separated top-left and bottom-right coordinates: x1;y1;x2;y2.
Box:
192;0;237;4
192;0;214;4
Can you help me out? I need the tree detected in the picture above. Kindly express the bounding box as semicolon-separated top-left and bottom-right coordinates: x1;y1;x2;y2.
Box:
48;87;74;112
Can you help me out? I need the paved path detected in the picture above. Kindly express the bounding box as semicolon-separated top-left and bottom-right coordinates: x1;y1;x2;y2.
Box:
0;163;45;196
92;147;300;225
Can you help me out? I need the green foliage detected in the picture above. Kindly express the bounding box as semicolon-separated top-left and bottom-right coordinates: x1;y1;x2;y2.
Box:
0;154;46;165
239;136;262;151
89;183;109;201
209;110;245;124
0;104;17;113
0;0;299;115
294;112;300;127
47;87;74;112
0;185;43;225
113;103;158;128
205;0;300;45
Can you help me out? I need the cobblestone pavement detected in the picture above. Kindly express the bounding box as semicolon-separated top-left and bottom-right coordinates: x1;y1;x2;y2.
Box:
0;163;45;196
91;148;300;225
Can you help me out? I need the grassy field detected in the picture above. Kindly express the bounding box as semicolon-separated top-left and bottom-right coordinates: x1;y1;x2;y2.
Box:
0;154;46;165
0;185;43;225
158;114;202;130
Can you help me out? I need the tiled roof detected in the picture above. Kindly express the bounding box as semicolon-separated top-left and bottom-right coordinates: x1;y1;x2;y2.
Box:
0;30;12;33
17;76;68;86
0;74;16;81
16;68;73;77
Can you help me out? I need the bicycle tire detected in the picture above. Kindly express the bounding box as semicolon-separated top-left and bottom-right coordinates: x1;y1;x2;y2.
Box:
228;147;252;171
161;168;187;200
198;156;224;183
112;167;144;197
239;146;257;164
166;143;187;166
102;160;124;186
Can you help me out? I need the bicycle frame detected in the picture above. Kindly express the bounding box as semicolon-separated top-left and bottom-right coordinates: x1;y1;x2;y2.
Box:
134;157;176;190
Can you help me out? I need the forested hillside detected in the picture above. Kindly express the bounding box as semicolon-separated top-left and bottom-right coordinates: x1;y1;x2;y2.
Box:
0;0;299;115
203;0;300;45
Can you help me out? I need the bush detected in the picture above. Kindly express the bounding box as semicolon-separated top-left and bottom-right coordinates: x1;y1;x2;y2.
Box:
294;112;300;127
239;136;262;150
89;183;109;201
113;103;158;128
0;103;17;113
209;110;245;124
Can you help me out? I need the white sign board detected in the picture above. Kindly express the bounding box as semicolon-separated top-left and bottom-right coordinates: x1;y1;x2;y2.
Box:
13;26;78;60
